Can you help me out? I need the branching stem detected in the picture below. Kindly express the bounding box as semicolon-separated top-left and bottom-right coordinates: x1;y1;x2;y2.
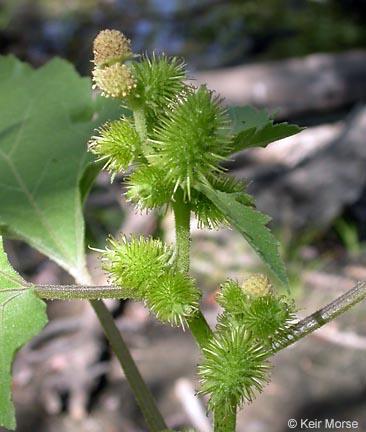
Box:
173;188;229;430
33;281;366;353
30;255;366;432
273;281;366;353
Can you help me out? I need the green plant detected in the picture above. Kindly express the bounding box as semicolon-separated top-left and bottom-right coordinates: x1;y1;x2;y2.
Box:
333;217;363;257
0;29;366;432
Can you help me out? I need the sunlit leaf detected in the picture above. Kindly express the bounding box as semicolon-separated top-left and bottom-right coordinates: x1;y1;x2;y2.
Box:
0;56;122;280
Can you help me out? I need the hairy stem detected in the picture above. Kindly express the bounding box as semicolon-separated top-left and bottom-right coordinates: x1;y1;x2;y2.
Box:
34;282;209;345
173;190;224;430
214;408;236;432
172;188;191;274
91;300;167;432
34;281;366;346
34;284;124;300
188;310;213;348
172;189;213;346
273;281;366;353
133;106;148;142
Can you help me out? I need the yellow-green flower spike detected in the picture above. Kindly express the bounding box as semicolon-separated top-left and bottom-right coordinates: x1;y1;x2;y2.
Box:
241;273;273;298
93;29;132;66
92;63;136;99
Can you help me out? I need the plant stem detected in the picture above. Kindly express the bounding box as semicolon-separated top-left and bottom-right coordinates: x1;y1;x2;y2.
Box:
188;310;213;349
172;189;213;346
34;284;124;300
273;281;366;353
214;408;236;432
34;281;366;350
33;282;209;346
90;299;167;432
172;189;222;430
133;106;148;142
172;188;191;274
74;271;167;431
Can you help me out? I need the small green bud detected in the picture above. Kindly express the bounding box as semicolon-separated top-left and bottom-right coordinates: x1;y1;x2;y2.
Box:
88;119;141;175
102;235;173;300
199;326;270;414
93;29;132;66
147;272;201;327
92;63;136;99
241;274;273;298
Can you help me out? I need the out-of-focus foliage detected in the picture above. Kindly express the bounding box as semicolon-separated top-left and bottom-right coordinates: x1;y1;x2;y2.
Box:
0;0;365;70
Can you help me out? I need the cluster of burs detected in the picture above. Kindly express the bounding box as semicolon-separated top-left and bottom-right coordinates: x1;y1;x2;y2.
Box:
90;30;297;417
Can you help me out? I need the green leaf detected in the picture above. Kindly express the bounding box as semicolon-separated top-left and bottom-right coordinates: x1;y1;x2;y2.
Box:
228;106;303;153
0;236;48;430
0;56;122;281
196;182;288;288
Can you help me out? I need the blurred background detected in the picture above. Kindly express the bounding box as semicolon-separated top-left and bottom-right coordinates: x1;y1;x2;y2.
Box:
1;1;366;431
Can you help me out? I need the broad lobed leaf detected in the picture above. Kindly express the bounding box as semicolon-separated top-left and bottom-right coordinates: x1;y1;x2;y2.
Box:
228;106;303;153
0;56;122;281
0;236;48;430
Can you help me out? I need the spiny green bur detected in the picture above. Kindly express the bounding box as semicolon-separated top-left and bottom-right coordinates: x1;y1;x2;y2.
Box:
102;235;173;299
89;118;141;175
199;326;270;414
146;272;201;327
218;278;296;349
